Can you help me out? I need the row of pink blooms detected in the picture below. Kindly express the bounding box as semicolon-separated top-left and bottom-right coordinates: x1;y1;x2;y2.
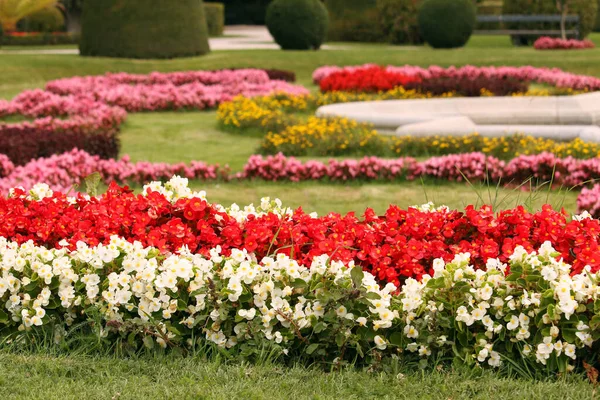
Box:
312;64;600;91
533;37;596;50
44;69;309;112
0;89;126;131
1;149;599;215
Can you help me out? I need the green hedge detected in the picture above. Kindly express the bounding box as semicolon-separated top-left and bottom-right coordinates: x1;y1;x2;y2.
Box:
18;6;66;32
596;0;600;32
80;0;210;59
418;0;475;48
205;2;225;37
3;32;79;46
215;0;271;24
503;0;598;40
376;0;422;45
266;0;328;50
325;0;387;42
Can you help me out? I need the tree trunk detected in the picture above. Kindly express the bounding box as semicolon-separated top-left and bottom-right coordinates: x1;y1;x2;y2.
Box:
557;0;569;40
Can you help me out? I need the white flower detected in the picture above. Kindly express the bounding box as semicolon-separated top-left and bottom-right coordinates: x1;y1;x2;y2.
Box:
374;335;387;350
506;315;519;331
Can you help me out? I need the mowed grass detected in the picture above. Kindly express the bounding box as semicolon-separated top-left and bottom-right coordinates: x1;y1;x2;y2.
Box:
0;351;595;400
1;34;600;98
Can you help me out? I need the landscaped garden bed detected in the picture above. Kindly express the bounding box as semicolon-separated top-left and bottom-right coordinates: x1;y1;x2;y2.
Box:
1;61;600;380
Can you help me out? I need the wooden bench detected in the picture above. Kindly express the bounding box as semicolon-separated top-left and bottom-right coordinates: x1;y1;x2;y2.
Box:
474;14;581;44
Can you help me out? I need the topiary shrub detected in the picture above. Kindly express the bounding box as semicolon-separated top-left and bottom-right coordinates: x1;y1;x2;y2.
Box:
19;6;66;32
325;0;386;42
418;0;476;49
503;0;598;43
80;0;210;59
204;2;225;37
266;0;328;50
376;0;422;45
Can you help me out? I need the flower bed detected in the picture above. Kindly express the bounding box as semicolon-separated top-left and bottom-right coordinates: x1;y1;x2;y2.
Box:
0;235;598;372
319;65;529;96
0;90;126;165
534;37;596;50
3;176;600;284
218;94;600;159
313;65;600;92
0;179;598;372
6;150;600;195
45;69;309;112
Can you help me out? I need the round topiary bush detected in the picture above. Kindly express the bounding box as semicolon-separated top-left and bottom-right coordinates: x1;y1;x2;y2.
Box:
21;6;66;32
266;0;329;50
418;0;475;49
80;0;210;59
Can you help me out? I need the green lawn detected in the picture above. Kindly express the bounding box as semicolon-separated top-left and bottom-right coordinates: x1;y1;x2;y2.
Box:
0;351;595;400
1;34;600;98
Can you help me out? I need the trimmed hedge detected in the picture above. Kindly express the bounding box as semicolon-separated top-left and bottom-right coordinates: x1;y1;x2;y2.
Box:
325;0;386;42
503;0;598;42
596;0;600;32
205;2;225;37
418;0;476;49
376;0;422;45
19;6;65;32
266;0;328;50
80;0;210;59
2;32;79;46
215;0;271;24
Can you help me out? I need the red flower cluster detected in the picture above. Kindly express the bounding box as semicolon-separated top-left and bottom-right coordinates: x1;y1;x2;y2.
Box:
1;183;599;286
318;65;527;96
319;66;422;93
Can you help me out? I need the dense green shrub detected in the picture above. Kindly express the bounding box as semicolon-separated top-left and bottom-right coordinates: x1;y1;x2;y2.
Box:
376;0;422;45
324;0;386;42
503;0;598;41
266;0;328;50
2;32;79;46
204;2;225;37
418;0;476;48
596;0;600;32
19;6;65;32
80;0;210;59
213;0;271;24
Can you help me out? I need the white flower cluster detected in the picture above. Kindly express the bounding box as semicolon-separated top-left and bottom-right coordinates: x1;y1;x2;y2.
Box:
0;236;390;353
409;202;450;213
399;241;599;370
142;177;305;220
0;237;598;371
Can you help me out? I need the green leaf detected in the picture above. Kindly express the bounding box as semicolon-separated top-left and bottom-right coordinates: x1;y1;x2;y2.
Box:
143;335;154;349
306;343;319;355
0;310;8;324
350;267;364;288
389;332;403;347
84;172;102;197
365;292;381;300
313;322;327;333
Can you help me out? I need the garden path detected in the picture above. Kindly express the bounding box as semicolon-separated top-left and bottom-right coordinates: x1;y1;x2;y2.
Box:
0;26;344;54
